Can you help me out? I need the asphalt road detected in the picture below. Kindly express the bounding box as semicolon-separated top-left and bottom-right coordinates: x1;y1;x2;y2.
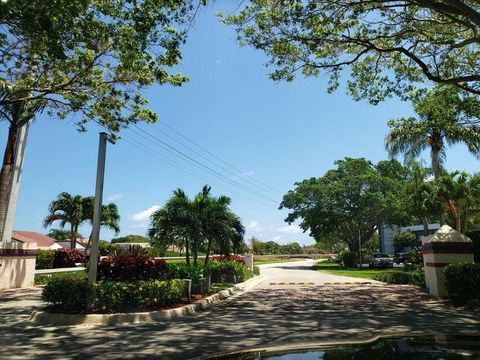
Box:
0;260;478;360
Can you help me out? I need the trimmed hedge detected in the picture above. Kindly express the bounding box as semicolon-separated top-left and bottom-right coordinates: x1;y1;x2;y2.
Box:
337;250;356;268
166;262;204;285
463;231;480;263
36;250;55;270
206;260;253;283
35;270;87;286
253;265;260;276
42;277;186;313
374;270;425;287
444;263;480;304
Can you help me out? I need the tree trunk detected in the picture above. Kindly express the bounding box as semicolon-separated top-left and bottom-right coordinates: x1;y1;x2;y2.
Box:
423;218;430;237
185;238;190;266
70;224;76;249
430;137;441;180
455;215;461;232
204;239;212;266
0;120;17;238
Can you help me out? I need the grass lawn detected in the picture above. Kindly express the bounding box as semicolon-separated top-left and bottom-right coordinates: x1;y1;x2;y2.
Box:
313;261;399;280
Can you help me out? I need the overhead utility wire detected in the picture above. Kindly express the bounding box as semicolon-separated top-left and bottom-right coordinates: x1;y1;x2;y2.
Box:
91;120;276;208
128;124;280;204
149;123;282;198
156;119;285;196
107;130;276;208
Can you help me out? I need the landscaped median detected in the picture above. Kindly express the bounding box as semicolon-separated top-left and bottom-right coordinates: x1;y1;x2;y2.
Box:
30;249;263;326
313;260;425;287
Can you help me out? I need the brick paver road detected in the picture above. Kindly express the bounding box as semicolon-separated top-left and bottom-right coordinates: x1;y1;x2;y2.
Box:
0;260;478;359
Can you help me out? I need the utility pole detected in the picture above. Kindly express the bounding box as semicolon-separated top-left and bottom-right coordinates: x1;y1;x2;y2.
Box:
1;123;30;242
87;132;108;286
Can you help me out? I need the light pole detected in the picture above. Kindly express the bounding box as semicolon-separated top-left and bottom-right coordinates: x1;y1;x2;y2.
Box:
87;132;108;286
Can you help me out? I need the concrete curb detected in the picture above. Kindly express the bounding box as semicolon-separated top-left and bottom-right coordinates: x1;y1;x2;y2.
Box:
29;275;265;327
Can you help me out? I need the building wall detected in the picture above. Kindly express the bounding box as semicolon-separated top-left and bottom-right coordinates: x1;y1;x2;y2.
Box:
379;223;440;254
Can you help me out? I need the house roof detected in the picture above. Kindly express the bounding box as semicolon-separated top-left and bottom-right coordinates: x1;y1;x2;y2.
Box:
12;231;57;248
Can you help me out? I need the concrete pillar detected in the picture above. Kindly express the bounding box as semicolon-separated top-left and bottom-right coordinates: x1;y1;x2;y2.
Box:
0;242;37;290
422;225;474;298
244;253;253;271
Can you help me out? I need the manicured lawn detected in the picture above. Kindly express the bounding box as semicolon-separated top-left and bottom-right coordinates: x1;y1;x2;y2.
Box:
313;261;399;280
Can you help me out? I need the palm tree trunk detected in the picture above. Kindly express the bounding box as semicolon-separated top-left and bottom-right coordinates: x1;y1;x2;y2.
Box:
0;121;17;239
70;224;76;250
423;218;430;237
204;239;212;266
185;238;190;266
455;215;461;232
431;148;441;180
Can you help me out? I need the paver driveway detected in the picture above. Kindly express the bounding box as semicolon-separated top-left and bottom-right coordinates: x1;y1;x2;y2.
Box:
0;260;478;359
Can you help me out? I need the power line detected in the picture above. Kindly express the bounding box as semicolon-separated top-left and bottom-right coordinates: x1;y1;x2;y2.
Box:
149;122;283;197
156;120;285;196
92;120;276;208
128;124;280;204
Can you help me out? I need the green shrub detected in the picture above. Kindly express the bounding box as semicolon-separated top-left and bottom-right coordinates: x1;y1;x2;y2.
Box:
35;270;87;286
444;263;480;304
337;250;357;268
205;260;253;283
94;279;186;312
374;270;425;287
36;250;55;270
253;265;260;275
42;277;186;313
42;273;92;312
166;262;204;285
463;231;480;263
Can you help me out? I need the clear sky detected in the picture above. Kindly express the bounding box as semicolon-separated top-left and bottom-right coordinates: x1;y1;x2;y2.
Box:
1;2;478;245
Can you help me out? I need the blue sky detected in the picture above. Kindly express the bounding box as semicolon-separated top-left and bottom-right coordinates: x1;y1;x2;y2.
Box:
1;2;479;246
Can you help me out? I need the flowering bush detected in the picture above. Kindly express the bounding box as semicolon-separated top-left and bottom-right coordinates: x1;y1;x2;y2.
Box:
210;254;245;264
53;248;86;268
97;255;167;282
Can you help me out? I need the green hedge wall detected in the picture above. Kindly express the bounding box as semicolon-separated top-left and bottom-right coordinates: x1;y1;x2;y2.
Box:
444;263;480;304
42;275;186;313
463;230;480;263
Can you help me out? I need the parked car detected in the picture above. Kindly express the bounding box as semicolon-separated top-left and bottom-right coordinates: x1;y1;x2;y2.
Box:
394;252;408;264
369;253;394;268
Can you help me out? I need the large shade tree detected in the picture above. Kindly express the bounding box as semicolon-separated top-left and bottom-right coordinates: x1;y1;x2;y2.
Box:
0;0;203;238
280;158;410;252
385;86;480;179
224;1;480;101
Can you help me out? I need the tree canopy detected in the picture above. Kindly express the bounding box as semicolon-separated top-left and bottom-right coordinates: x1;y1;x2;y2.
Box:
223;1;480;102
385;86;480;178
111;234;150;244
280;158;410;251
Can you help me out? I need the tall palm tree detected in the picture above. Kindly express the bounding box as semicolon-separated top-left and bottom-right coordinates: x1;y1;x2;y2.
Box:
82;197;121;250
43;192;85;249
149;188;197;265
385;86;480;179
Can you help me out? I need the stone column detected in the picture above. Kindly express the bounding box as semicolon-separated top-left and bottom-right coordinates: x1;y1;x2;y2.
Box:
422;225;474;298
0;242;37;290
244;253;254;272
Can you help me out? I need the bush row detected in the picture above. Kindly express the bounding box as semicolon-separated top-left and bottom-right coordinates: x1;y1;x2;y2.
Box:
206;260;253;283
373;270;425;287
42;273;186;313
444;263;480;304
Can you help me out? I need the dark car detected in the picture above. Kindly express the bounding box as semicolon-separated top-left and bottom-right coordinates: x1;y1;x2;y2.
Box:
369;253;394;268
394;252;408;264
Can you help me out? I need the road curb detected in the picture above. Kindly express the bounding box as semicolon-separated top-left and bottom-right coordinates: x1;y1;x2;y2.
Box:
29;275;265;327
